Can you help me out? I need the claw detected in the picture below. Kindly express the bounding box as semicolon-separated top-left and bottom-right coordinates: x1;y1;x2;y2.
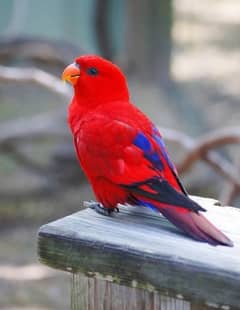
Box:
83;200;119;216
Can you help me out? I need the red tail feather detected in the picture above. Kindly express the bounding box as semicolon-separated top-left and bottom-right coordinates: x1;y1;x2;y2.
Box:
159;207;233;246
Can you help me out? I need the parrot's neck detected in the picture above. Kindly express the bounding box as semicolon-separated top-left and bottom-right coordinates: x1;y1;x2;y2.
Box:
68;86;130;136
73;82;130;109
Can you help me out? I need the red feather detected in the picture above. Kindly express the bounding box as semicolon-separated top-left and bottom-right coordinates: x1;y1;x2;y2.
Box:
64;55;233;247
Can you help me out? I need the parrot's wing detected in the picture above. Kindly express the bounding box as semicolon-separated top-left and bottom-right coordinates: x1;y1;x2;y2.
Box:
74;117;176;184
75;117;197;211
150;126;188;195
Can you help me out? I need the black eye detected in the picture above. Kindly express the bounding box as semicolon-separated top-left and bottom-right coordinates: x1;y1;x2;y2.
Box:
87;67;98;76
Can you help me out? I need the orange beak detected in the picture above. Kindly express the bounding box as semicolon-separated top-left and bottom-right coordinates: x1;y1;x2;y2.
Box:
61;63;80;85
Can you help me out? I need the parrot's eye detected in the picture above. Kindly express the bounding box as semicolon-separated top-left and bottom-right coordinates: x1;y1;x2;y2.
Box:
87;67;98;76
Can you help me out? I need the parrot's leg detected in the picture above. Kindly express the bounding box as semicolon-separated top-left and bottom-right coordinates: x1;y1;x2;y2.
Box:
83;200;119;216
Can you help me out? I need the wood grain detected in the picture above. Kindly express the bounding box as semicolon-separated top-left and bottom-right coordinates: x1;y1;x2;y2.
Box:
38;196;240;308
71;274;192;310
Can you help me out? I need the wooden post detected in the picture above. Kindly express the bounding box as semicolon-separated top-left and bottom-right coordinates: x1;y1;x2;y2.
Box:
38;196;240;309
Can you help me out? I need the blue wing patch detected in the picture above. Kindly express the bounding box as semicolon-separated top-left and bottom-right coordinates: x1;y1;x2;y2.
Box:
133;132;163;170
138;199;158;212
152;126;175;171
133;132;151;152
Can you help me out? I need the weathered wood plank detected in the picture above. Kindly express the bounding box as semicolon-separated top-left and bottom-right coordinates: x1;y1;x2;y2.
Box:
71;274;192;310
38;196;240;307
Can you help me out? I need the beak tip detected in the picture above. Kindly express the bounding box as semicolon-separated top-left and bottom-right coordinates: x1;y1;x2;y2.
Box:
61;63;80;85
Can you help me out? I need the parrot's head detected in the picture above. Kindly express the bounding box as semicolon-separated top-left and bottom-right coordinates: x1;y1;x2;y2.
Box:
62;55;129;106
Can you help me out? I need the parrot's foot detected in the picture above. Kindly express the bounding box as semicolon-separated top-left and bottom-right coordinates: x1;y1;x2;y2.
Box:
83;200;119;216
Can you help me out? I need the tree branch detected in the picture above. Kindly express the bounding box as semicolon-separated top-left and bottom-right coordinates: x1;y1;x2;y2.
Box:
177;127;240;174
160;127;240;202
0;65;71;98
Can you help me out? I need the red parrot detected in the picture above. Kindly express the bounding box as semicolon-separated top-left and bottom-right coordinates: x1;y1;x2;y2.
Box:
62;55;233;246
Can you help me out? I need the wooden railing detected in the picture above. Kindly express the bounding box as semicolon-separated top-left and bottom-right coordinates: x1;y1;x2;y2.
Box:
38;196;240;309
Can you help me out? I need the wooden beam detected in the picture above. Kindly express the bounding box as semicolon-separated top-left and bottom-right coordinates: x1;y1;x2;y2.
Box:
38;196;240;308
